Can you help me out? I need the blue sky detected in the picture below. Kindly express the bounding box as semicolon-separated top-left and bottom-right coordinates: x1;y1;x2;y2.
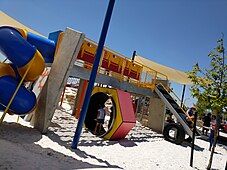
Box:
1;0;227;107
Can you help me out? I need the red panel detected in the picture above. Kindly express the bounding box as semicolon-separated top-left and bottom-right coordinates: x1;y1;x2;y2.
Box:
101;58;109;69
117;90;136;123
83;51;95;63
109;63;122;73
123;68;129;76
77;50;95;64
123;68;140;80
110;122;135;140
101;59;122;73
76;50;83;60
129;71;139;80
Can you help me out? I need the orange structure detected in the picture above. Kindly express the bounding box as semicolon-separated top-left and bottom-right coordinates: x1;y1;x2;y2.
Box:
76;40;151;84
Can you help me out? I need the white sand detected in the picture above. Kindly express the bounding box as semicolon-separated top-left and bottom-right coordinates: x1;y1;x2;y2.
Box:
0;88;226;170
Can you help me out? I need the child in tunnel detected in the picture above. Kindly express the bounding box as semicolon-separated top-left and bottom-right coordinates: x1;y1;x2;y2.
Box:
94;104;107;135
94;98;113;135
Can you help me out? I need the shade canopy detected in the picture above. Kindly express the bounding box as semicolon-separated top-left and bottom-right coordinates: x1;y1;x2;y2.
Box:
0;11;42;36
135;55;192;85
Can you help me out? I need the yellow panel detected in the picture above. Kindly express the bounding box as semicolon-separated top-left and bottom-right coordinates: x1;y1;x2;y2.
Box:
125;60;142;73
18;50;45;82
83;40;97;55
54;32;64;57
103;50;125;68
0;63;16;77
92;87;123;140
15;28;27;39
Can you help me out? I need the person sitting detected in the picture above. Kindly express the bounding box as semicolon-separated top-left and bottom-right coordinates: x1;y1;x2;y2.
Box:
185;106;196;128
186;106;196;120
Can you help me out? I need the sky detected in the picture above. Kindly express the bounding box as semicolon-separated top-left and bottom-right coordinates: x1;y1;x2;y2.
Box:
1;0;227;107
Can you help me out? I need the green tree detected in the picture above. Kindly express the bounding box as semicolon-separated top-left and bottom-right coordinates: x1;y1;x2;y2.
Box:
188;36;227;170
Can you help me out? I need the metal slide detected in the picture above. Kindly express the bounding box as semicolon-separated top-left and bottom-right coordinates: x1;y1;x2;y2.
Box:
155;84;193;138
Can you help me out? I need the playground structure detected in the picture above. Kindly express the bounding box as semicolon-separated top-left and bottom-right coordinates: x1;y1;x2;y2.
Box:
0;11;195;145
0;26;56;115
69;36;195;143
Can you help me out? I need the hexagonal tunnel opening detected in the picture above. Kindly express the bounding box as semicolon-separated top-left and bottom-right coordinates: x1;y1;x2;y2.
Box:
85;92;116;137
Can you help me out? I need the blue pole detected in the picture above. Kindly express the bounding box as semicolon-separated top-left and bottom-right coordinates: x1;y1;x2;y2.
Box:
71;0;116;149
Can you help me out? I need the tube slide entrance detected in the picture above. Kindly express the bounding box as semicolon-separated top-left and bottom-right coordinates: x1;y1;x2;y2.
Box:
85;92;116;137
84;87;136;140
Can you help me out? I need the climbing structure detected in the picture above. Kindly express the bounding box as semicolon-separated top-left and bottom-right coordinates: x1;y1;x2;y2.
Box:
73;38;194;143
0;12;193;144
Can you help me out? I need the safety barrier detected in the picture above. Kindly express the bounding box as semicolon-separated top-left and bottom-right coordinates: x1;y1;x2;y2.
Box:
76;39;168;91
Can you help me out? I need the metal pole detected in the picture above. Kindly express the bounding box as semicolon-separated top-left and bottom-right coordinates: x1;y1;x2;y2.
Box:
71;0;115;149
127;51;136;82
180;84;186;107
132;50;136;61
60;86;66;106
190;111;197;167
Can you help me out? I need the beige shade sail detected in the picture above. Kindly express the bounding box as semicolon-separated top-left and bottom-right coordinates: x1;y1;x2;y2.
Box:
135;55;192;85
0;11;43;36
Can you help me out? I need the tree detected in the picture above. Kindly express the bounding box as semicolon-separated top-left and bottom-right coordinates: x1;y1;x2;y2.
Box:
188;36;227;170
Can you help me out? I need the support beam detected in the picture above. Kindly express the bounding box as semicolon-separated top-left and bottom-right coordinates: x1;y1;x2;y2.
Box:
147;94;166;133
132;51;136;61
72;79;88;118
34;28;85;133
70;65;154;96
181;84;186;107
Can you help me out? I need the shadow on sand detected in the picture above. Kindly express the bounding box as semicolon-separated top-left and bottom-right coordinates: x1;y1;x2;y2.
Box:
47;109;164;149
181;141;205;151
0;122;122;169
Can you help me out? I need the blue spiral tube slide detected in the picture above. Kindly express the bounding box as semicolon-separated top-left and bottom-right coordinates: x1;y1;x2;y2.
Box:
0;26;56;115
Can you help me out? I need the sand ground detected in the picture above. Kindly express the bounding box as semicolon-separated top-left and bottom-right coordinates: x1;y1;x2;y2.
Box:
0;88;226;170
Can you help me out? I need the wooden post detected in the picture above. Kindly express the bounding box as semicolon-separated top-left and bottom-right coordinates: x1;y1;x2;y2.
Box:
72;79;88;118
60;86;66;106
33;28;85;133
146;80;168;133
147;94;166;133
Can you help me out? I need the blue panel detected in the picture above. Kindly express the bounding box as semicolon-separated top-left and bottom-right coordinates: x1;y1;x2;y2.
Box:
0;103;5;110
27;32;56;63
48;30;63;44
0;76;36;115
0;26;36;67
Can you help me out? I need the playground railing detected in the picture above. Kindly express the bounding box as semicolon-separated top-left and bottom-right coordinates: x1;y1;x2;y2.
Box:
167;87;188;111
75;38;168;91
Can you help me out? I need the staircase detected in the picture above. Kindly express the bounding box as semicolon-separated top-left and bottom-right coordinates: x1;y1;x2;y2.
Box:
155;84;193;138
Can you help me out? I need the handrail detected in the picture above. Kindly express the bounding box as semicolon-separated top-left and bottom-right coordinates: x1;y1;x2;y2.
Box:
168;87;188;111
157;83;190;121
